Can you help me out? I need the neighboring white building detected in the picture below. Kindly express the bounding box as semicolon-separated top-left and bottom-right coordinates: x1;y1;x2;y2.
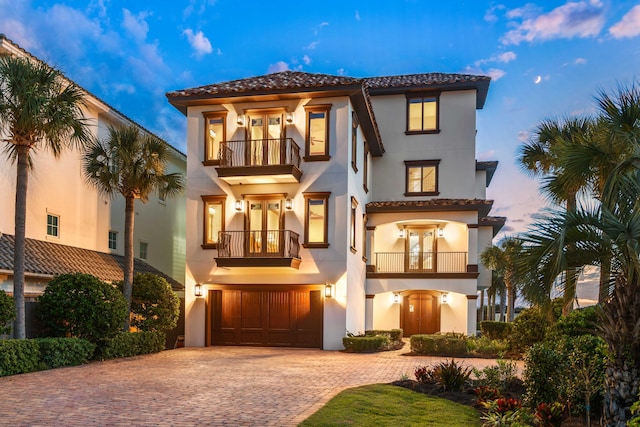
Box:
168;70;504;350
0;34;186;328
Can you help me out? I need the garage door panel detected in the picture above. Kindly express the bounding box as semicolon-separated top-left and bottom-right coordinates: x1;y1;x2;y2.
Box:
209;287;322;348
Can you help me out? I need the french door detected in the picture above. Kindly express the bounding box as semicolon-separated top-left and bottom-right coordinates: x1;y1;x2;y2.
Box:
247;198;283;256
405;227;437;272
248;112;283;166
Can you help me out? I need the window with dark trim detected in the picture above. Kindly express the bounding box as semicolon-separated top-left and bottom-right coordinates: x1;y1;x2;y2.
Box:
108;230;117;250
363;141;369;193
351;111;359;173
139;241;148;260
203;112;227;165
303;192;330;248
361;213;367;262
304;104;331;161
46;214;59;237
406;93;439;134
201;195;226;249
405;160;440;196
350;197;358;253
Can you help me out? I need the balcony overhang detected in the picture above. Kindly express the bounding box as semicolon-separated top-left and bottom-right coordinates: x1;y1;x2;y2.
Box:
367;272;479;279
216;165;302;185
215;257;301;269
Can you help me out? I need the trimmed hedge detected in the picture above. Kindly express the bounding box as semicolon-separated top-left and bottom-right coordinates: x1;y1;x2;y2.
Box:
343;335;390;352
96;331;166;360
410;334;468;355
0;338;95;376
365;329;403;342
479;321;512;340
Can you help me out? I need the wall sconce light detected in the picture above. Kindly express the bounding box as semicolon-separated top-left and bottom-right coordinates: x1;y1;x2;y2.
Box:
438;227;444;238
235;200;244;212
324;283;334;298
393;293;400;304
285;198;293;211
398;229;406;239
286;112;295;124
441;293;448;304
237;114;245;126
194;283;203;297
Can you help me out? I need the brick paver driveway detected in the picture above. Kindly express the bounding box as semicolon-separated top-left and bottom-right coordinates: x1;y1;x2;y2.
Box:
0;346;509;426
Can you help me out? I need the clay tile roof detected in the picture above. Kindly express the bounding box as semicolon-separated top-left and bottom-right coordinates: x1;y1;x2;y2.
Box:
366;199;494;217
479;216;507;237
0;234;183;290
167;70;362;98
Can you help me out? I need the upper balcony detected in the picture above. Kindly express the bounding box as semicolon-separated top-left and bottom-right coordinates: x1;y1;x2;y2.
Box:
216;138;302;185
367;251;477;278
215;230;301;269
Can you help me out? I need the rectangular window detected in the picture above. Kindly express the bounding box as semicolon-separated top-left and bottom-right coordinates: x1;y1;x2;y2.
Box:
406;94;439;133
202;195;226;249
203;112;227;165
350;197;358;253
46;214;59;237
139;241;148;260
303;192;330;248
405;160;440;196
362;214;367;262
351;111;359;172
304;105;331;161
363;141;369;193
108;231;117;250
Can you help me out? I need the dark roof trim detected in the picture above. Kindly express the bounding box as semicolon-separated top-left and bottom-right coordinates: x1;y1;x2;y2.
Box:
366;199;494;217
476;160;498;186
479;216;507;237
349;86;384;156
0;233;183;290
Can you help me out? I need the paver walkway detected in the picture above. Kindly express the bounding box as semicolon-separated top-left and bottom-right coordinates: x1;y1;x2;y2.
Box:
0;346;515;426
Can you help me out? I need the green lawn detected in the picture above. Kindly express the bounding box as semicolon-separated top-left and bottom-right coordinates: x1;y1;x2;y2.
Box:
299;384;481;426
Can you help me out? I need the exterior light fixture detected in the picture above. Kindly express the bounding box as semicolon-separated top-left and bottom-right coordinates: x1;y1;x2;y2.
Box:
324;283;334;298
237;114;245;126
393;293;400;304
235;200;244;212
194;283;203;297
286;112;295;124
441;293;448;304
438;227;444;238
398;229;406;239
285;198;293;211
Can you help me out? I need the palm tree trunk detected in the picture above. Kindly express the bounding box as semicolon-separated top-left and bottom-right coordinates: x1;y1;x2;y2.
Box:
479;289;485;322
563;194;578;315
12;145;28;339
123;195;135;331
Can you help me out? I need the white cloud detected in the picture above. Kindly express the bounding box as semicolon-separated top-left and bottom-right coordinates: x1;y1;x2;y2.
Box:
487;68;506;81
574;57;587;64
477;150;496;160
502;1;606;45
0;19;39;50
475;51;517;66
609;5;640;39
517;130;530;142
183;29;213;58
355;10;360;21
484;4;505;23
302;55;311;65
121;9;149;41
337;68;346;76
267;61;290;73
306;41;319;50
112;83;136;94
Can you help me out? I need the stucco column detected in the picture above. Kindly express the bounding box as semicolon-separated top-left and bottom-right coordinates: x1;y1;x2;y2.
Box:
365;294;375;330
466;294;478;336
467;225;479;267
365;225;376;270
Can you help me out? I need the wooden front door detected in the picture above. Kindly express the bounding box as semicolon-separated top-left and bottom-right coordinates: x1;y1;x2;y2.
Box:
401;292;440;336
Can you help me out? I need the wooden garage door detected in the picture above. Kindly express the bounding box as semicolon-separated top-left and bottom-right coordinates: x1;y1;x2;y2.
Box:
208;287;322;348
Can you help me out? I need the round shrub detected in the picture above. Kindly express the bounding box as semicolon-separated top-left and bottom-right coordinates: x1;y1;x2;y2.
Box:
0;289;15;335
117;273;179;333
508;306;549;353
547;305;599;340
37;273;127;343
523;342;565;407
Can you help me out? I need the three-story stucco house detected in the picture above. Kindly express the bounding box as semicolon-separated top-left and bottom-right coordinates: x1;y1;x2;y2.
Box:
167;70;504;350
0;34;187;338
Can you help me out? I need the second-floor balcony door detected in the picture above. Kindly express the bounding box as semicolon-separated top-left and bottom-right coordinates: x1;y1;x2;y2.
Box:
406;227;437;272
248;199;283;256
249;113;283;166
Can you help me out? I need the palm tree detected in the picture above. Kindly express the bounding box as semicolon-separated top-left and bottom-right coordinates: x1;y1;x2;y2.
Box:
83;125;183;330
517;116;594;314
0;55;91;338
480;237;523;322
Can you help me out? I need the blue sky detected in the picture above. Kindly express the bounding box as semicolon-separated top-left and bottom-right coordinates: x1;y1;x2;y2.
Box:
2;0;640;301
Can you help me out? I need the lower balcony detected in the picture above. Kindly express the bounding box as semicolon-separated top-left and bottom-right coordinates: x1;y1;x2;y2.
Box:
367;252;478;278
215;230;301;269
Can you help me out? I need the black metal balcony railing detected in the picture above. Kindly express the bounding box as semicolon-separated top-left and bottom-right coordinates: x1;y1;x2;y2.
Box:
373;252;468;273
217;230;300;259
219;138;301;168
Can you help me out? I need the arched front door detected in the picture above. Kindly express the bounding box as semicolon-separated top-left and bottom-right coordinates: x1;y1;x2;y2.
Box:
401;292;440;335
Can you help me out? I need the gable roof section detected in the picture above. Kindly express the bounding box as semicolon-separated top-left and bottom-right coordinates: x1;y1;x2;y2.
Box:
366;199;494;217
364;73;491;109
0;234;183;290
476;160;498;186
479;216;507;237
